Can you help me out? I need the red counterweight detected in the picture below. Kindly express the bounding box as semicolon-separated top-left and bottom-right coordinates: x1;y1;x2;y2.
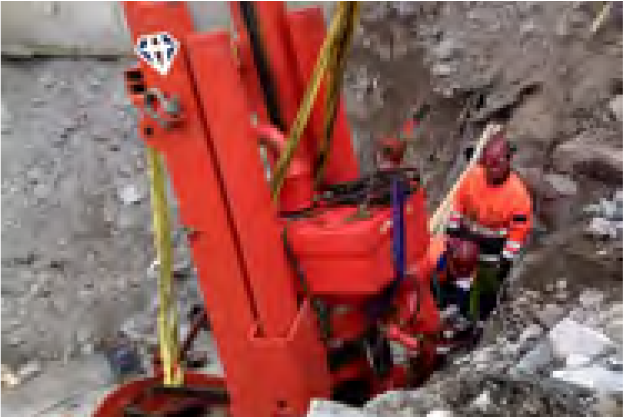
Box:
286;190;429;296
97;3;444;416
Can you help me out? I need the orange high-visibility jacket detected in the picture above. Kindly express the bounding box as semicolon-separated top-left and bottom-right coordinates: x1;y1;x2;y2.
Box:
447;166;533;260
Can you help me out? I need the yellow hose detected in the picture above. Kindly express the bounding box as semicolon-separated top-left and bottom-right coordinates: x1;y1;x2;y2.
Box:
147;147;183;386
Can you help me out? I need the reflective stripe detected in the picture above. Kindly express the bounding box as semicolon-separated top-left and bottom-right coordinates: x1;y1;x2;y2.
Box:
463;218;507;237
454;277;472;290
436;344;454;355
448;220;460;229
502;250;516;259
480;253;501;262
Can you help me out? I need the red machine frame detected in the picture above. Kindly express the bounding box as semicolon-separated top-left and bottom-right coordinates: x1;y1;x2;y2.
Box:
99;2;443;416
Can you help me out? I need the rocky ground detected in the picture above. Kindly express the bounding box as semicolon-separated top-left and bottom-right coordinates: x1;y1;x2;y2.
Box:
1;56;206;414
1;1;623;416
345;2;622;211
310;191;623;417
1;57;152;366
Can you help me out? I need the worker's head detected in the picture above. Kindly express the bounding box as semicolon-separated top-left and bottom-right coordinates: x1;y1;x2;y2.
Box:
481;132;511;186
447;238;479;278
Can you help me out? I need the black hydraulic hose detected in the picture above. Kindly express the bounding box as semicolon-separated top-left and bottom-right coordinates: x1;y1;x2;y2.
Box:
318;168;420;207
238;1;286;132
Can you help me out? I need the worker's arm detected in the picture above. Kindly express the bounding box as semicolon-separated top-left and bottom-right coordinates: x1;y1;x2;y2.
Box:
502;192;533;262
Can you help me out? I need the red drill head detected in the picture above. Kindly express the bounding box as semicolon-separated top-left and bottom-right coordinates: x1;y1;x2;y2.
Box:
481;131;511;185
448;238;479;278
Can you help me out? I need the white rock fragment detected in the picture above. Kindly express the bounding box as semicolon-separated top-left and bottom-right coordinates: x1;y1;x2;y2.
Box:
608;95;622;122
584;198;621;220
471;390;491;411
1;364;20;387
307;399;367;417
578;290;605;309
545;173;578;197
514;340;553;374
565;354;591;368
536;303;564;327
519;324;542;345
118;184;144;205
613;190;624;208
426;410;454;417
502;341;521;357
603;319;623;343
552;365;622;393
520;20;538;36
606;303;623;320
16;361;42;382
365;389;407;411
586;217;619;239
472;346;495;364
548;318;615;360
433;38;460;60
432;63;453;77
554;291;568;302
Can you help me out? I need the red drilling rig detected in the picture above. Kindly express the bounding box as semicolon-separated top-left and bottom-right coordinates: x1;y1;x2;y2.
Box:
95;2;461;416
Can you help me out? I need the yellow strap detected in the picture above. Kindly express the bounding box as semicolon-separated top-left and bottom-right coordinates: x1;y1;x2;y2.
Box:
590;2;612;34
315;2;360;187
270;2;357;201
147;147;183;386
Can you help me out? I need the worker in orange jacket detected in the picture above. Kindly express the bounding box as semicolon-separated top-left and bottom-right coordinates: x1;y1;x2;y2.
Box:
446;132;533;321
425;237;478;310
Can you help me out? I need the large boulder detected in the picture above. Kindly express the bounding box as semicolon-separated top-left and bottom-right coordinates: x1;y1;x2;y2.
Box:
547;318;616;360
307;399;368;417
552;135;622;184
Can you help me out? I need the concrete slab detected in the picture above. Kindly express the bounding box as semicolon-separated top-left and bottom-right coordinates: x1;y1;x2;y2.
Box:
1;354;114;417
2;2;332;57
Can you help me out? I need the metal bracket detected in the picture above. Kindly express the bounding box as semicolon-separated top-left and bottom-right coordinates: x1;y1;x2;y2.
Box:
143;88;183;129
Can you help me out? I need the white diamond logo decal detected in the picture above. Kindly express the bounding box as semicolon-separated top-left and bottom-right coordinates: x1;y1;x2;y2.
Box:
135;32;179;76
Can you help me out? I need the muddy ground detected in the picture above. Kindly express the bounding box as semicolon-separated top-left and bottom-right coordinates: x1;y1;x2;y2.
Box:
1;1;623;416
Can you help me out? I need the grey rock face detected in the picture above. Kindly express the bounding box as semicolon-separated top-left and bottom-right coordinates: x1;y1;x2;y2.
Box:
553;136;622;184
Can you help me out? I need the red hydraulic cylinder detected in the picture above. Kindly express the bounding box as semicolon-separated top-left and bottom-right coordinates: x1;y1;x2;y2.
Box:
251;2;317;166
186;30;300;338
229;1;317;211
228;2;272;131
287;7;360;184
